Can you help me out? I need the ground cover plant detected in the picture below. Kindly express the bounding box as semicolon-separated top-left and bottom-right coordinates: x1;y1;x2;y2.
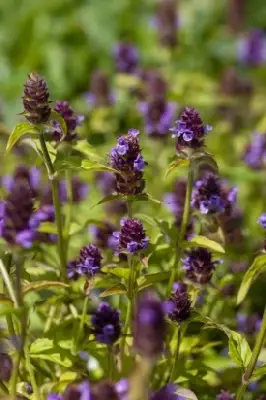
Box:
1;0;266;399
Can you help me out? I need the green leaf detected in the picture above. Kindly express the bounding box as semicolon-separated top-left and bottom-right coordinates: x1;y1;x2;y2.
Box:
137;271;170;291
30;352;72;367
191;151;219;174
37;222;57;234
175;388;198;400
25;138;57;164
6;122;39;152
69;219;106;236
184;235;225;254
74;140;102;161
102;267;130;280
54;155;82;172
49;110;67;138
191;312;231;336
30;338;54;353
92;193;160;209
100;284;127;297
228;331;252;368
250;364;266;382
237;254;266;305
81;159;119;174
165;158;190;179
23;281;69;295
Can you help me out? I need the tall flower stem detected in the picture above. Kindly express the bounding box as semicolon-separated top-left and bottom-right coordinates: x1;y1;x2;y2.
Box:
73;295;90;354
169;326;181;382
64;168;73;259
168;164;193;295
25;337;40;400
236;306;266;400
39;131;67;282
121;255;134;361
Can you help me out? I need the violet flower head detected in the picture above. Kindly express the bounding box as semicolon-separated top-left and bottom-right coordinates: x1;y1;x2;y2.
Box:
237;313;262;335
87;70;114;107
152;385;185;400
22;72;51;124
2;166;40;197
139;96;176;138
92;380;119;400
191;173;237;215
113;218;149;254
216;390;235;400
0;177;35;248
114;42;139;74
156;0;178;48
244;132;266;169
183;248;222;285
62;381;92;400
170;107;212;150
132;292;166;359
165;281;191;323
89;222;117;250
258;213;266;229
238;29;266;67
110;129;146;195
91;302;121;345
52;100;83;142
115;379;129;400
0;353;13;381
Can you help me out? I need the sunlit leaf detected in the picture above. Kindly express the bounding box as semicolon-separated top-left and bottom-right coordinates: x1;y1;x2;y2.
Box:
30;352;72;367
237;254;266;305
137;271;170;291
184;235;225;254
30;338;54;353
81;159;118;174
100;284;127;297
175;387;198;400
6;122;39;152
228;331;252;368
165;158;190;179
250;364;266;382
37;222;57;234
23;281;69;295
74;140;102;161
101;267;130;280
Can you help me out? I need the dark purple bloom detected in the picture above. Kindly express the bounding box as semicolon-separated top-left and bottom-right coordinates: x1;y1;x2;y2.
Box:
2;166;40;197
113;218;149;254
110;129;146;195
95;172;128;215
114;42;139;74
92;381;119;400
191;173;237;215
87;70;114;107
22;72;51;124
47;394;62;400
156;0;178;48
62;381;92;400
132;292;166;359
0;177;35;248
165;282;191;323
152;385;185;400
138;97;176;138
258;213;266;229
257;396;266;400
91;302;121;345
170;107;212;150
238;29;266;67
244;132;266;169
183;248;222;285
67;244;102;279
52;100;83;142
237;313;262;335
216;390;235;400
0;353;13;381
89;222;117;249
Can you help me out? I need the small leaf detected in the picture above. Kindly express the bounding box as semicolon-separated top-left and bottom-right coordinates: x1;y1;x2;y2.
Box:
23;281;69;295
74;140;102;161
237;254;266;305
49;110;67;138
102;267;130;280
6;122;39;152
30;352;72;367
184;235;225;254
54;155;82;172
100;284;127;297
165;158;190;179
30;338;54;353
228;331;252;368
250;364;266;382
175;387;198;400
38;222;57;234
81;159;119;174
137;271;170;291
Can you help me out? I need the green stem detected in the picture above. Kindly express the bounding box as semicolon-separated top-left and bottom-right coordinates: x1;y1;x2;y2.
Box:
169;326;181;382
1;254;17;337
73;296;90;354
121;256;134;360
25;338;40;400
0;381;8;394
236;306;266;400
108;346;114;380
168;165;193;295
39;132;66;282
64;169;73;258
0;259;19;307
44;305;57;333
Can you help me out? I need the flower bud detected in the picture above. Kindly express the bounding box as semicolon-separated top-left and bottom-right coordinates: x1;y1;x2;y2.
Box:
23;72;51;124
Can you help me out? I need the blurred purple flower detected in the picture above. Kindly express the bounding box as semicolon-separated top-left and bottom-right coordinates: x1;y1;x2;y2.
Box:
244;132;266;169
114;42;139;74
86;70;115;107
216;390;235;400
258;213;266;229
237;29;266;67
52;100;83;142
165;281;191;323
237;313;262;335
152;384;185;400
91;302;121;345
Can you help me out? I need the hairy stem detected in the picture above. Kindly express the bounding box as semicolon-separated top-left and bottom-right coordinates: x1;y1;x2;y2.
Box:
39;131;66;282
236;306;266;400
168;165;193;295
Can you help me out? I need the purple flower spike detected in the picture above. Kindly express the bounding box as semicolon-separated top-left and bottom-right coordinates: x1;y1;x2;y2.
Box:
88;69;114;107
23;72;51;124
258;213;266;229
244;132;266;169
166;281;191;323
237;29;266;67
216;390;235;400
47;394;63;400
128;128;140;137
91;302;121;345
114;218;149;254
114;42;139;74
133;292;166;360
52;100;82;142
183;248;222;285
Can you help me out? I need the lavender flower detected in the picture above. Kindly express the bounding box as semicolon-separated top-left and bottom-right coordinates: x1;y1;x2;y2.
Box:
244;132;266;169
156;0;178;48
91;302;121;345
132;292;166;359
138;96;176;138
113;218;149;254
29;205;56;243
258;213;266;229
115;379;129;400
216;390;235;400
165;282;191;323
110;129;146;195
114;42;139;74
22;72;51;124
52;100;83;142
89;222;117;249
2;166;40;197
67;244;102;279
92;381;119;400
0;177;35;248
0;353;13;381
237;313;262;335
152;385;185;400
87;70;114;107
47;395;62;400
191;173;237;215
170;107;212;150
183;248;222;285
238;29;266;67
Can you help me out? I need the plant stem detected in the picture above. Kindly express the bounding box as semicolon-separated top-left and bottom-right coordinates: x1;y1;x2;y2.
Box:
73;295;90;353
0;381;8;394
236;306;266;400
121;256;134;360
0;259;19;307
64;168;73;259
44;304;57;333
169;326;181;382
39;131;67;282
108;346;114;380
25;338;40;400
168;165;193;295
